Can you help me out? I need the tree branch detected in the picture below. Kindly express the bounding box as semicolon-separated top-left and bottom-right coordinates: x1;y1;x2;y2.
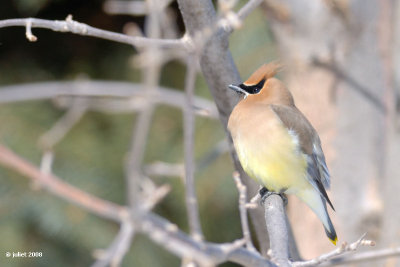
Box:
183;55;204;241
0;81;218;118
124;2;163;210
92;222;135;267
38;98;87;150
0;144;126;222
263;194;290;267
3;141;392;266
0;17;184;49
233;171;257;252
237;0;265;22
292;233;375;267
103;0;173;16
141;212;276;267
0;143;275;266
320;246;400;266
177;0;271;255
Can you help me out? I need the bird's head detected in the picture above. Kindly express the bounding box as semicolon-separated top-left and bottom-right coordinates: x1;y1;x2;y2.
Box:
228;61;282;99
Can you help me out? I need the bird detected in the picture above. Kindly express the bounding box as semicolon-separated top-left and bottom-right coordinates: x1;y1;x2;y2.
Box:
227;62;337;245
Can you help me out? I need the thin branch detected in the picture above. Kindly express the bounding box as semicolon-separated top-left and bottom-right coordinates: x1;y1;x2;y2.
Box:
39;98;87;150
141;184;171;211
312;58;387;114
4;143;395;267
144;161;184;178
125;99;155;210
321;246;400;266
263;194;290;267
25;18;37;41
233;171;257;252
141;212;214;267
237;0;265;21
0;17;184;49
292;233;375;267
0;144;127;222
248;189;262;209
183;55;204;241
92;222;135;267
0;143;277;266
141;212;276;267
0;81;218;119
39;150;54;175
103;0;173;16
125;1;163;210
217;0;265;34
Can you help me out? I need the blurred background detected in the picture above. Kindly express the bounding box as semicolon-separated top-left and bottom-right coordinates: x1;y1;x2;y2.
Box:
1;0;400;266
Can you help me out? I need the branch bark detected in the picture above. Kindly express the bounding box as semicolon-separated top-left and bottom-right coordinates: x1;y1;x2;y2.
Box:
177;0;271;255
0;144;127;222
264;195;290;267
0;17;184;49
0;81;218;118
183;55;204;241
0;143;276;267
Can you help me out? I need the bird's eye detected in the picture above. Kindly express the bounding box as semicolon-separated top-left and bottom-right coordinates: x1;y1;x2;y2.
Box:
239;79;266;94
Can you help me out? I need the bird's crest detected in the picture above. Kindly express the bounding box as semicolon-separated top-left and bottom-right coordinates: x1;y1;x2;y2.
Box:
244;61;283;85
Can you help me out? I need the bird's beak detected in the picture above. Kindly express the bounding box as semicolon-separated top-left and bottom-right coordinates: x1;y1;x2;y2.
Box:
228;84;242;93
228;84;249;98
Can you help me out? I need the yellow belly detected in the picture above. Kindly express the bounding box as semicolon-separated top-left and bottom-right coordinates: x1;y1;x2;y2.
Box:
234;125;308;193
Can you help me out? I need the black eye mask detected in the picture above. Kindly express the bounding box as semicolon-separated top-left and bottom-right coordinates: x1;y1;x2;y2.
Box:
238;79;266;94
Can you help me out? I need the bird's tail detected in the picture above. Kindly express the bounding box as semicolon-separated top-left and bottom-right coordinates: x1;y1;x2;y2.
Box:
297;189;337;245
323;204;337;245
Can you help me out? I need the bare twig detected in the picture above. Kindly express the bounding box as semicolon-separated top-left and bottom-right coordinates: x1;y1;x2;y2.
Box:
39;98;87;150
125;99;155;210
92;222;135;267
141;212;276;267
248;187;262;208
4;142;395;267
292;233;375;267
0;144;127;222
103;0;173;16
39;150;54;175
141;183;171;211
0;81;218;119
144;162;185;178
237;0;265;21
0;143;277;266
183;55;204;242
217;0;265;33
0;17;184;49
312;58;387;114
36;150;54;190
141;212;213;267
320;246;400;266
139;176;171;211
233;171;257;252
124;0;168;213
25;18;37;41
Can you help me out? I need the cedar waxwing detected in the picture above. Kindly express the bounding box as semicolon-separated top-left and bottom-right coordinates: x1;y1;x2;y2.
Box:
227;62;337;245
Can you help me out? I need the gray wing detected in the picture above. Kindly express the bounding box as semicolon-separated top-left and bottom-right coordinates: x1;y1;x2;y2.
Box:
270;104;333;209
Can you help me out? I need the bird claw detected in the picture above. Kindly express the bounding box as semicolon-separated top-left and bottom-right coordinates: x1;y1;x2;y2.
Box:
259;187;288;206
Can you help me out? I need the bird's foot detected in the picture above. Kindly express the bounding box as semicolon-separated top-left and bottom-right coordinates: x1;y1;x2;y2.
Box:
259;187;288;206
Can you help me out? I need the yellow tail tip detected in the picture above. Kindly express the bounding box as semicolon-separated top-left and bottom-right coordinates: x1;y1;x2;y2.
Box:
330;236;338;246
